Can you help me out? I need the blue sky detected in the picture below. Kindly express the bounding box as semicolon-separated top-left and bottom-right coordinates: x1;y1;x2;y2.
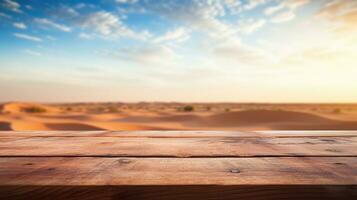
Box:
0;0;357;102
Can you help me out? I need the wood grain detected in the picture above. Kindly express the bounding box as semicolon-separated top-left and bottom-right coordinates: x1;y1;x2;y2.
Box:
0;131;356;200
0;157;356;185
0;136;356;157
1;185;356;200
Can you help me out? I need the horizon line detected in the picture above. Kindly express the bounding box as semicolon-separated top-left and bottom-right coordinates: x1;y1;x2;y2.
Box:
2;101;357;105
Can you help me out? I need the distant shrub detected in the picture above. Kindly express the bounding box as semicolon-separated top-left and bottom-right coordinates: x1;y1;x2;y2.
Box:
225;108;230;112
22;106;46;113
107;106;118;113
206;106;211;111
332;108;341;114
183;105;194;112
93;107;105;113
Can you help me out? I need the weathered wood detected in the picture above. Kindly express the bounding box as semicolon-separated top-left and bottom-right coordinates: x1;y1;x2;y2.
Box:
0;136;356;157
0;131;356;200
0;157;356;185
1;185;356;200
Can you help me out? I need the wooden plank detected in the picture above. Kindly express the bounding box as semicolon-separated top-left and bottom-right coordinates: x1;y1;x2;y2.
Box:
0;136;356;157
1;131;356;199
0;157;356;185
1;185;356;200
1;130;357;138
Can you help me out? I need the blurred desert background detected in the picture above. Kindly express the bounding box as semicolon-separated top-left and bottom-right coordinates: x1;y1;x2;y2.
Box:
2;102;357;131
1;0;357;132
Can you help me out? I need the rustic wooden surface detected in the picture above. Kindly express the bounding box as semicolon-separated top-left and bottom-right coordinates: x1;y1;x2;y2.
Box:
0;131;356;199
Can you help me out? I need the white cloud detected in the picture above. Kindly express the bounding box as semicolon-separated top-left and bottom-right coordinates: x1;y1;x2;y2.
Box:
143;1;229;34
286;0;310;10
13;33;42;42
243;0;266;11
78;32;94;40
213;42;273;65
24;49;41;56
113;45;177;65
265;0;310;16
0;12;11;18
116;0;138;4
315;0;357;36
81;11;120;35
2;0;21;13
25;5;32;10
270;11;295;23
138;0;260;44
154;27;190;43
13;22;26;29
46;35;56;41
316;0;357;19
80;11;151;40
223;0;242;8
239;19;266;34
264;3;285;15
75;3;96;9
34;18;71;32
58;6;79;17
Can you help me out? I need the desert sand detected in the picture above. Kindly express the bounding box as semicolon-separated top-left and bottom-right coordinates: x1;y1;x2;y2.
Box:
1;102;357;131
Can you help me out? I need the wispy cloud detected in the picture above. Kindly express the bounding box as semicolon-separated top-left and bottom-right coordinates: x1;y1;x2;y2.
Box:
264;3;285;16
24;49;42;56
316;0;357;21
243;0;267;11
270;11;295;23
0;12;12;19
238;19;266;34
154;27;190;43
13;22;26;29
46;35;56;41
80;11;121;36
286;0;310;10
116;0;138;4
34;18;71;32
13;33;42;42
265;0;310;15
79;11;150;40
142;1;229;34
78;32;94;40
2;0;22;13
213;41;273;66
113;45;177;65
315;0;357;32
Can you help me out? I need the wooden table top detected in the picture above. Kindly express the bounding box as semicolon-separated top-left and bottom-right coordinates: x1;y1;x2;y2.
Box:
0;131;356;200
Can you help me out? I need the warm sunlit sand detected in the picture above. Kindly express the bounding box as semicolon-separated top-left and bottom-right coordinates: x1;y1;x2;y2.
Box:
2;102;357;131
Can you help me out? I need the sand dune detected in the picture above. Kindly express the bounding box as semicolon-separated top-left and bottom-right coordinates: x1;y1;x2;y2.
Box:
45;123;104;130
38;114;92;120
203;110;357;130
206;110;330;125
1;102;357;131
10;121;50;131
119;114;201;123
118;109;357;130
2;102;59;114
